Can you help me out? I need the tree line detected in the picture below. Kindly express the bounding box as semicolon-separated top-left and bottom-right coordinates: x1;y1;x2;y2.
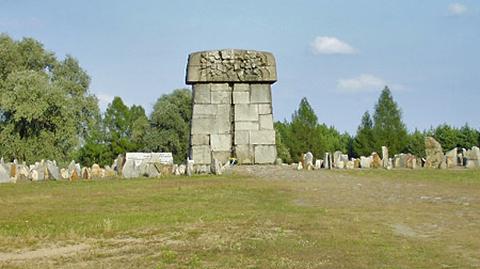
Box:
276;87;480;163
0;34;191;166
1;35;479;166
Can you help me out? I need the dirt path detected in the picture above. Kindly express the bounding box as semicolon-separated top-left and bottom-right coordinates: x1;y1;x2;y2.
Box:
0;243;89;262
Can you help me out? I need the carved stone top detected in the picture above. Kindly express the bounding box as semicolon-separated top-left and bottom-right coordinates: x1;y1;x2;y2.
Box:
186;49;277;84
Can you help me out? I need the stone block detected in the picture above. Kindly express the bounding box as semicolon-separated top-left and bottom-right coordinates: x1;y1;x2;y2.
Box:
214;113;232;134
258;104;272;114
250;130;275;145
233;91;250;104
211;91;231;104
234;130;250;145
212;151;231;164
191;117;216;134
250;84;271;103
233;83;250;92
191;145;211;165
210;134;232;151
216;104;231;115
235;121;259;131
186;50;277;83
254;145;277;164
210;83;230;92
192;104;217;117
191;134;210;145
235;104;258;121
193;84;210;104
235;145;254;164
259;114;274;130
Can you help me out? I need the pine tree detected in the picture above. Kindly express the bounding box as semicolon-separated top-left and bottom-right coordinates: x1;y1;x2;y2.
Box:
353;111;374;157
287;97;321;161
372;86;408;155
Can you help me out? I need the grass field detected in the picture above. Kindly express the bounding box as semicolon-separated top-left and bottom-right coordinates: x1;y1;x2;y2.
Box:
0;167;479;268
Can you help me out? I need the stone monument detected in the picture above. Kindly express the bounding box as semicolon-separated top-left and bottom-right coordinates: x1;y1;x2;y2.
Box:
186;49;277;165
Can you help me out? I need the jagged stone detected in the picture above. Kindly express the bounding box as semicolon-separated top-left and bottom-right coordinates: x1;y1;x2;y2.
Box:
315;159;323;170
304;152;314;170
46;160;60;180
425;137;446;169
465;146;480;169
0;164;10;183
371;153;382;169
296;162;303;170
445;148;458;168
360;156;372;169
211;159;222;175
186;159;194;176
382;146;389;169
91;164;102;178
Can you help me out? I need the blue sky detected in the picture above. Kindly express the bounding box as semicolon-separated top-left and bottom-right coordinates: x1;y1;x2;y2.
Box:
1;0;479;133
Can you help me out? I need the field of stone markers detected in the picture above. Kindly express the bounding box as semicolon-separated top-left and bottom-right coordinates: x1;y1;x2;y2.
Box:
0;166;479;268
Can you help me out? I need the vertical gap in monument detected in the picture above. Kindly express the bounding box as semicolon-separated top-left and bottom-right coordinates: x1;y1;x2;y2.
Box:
229;82;235;161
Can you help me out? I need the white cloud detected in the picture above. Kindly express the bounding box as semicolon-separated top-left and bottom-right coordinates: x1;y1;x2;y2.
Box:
310;36;356;55
448;3;467;15
337;74;405;93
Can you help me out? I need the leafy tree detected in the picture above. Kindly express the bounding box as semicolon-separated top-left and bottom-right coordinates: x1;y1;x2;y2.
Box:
103;97;137;157
372;86;408;155
143;89;192;163
431;124;461;152
405;129;426;158
274;121;292;163
339;132;354;157
458;123;479;149
353;111;375;157
0;34;99;164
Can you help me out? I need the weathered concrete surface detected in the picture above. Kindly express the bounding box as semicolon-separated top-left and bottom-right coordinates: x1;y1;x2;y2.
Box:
186;49;277;83
187;49;277;165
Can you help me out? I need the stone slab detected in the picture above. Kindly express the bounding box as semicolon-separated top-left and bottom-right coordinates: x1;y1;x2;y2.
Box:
233;83;250;92
191;145;211;165
259;114;274;130
186;49;277;83
193;84;210;104
192;104;217;116
235;145;254;164
254;145;277;164
235;121;259;131
234;104;258;121
211;151;231;164
211;91;231;104
210;134;232;151
258;104;272;114
234;130;250;145
191;117;216;134
233;91;250;104
250;84;271;103
191;134;210;146
210;83;230;92
250;130;275;145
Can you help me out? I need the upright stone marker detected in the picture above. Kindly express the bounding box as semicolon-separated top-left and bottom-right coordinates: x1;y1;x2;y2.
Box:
186;49;277;165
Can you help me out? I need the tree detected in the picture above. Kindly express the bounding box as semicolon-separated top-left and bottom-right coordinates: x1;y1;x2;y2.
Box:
0;35;99;164
431;124;460;152
286;97;321;161
353;111;375;157
274;121;292;163
372;86;408;155
458;123;479;149
143;89;192;163
405;129;426;158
